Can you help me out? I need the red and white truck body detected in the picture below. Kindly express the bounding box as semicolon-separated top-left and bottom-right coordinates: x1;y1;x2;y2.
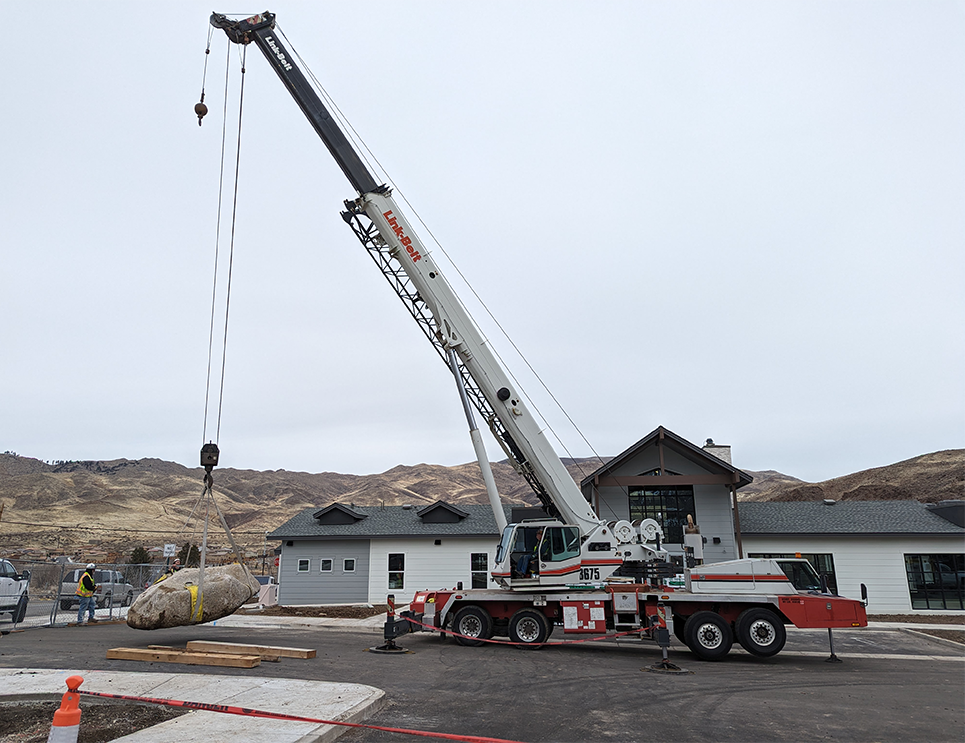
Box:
405;558;867;660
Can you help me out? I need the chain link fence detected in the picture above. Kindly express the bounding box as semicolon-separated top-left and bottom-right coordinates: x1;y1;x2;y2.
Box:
6;556;276;629
4;559;169;629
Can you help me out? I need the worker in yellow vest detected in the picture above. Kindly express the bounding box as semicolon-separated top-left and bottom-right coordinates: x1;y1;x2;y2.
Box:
75;564;97;625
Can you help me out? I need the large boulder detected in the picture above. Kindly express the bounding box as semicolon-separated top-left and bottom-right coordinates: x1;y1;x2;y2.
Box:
127;564;259;630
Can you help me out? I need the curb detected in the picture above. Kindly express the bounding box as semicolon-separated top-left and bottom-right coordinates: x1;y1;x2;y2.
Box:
898;627;965;652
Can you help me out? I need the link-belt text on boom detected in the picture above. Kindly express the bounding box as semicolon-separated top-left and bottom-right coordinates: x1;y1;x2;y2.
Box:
383;210;422;262
264;36;293;71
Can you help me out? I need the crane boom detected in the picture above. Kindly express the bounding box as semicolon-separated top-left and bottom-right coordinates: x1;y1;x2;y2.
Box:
211;11;667;587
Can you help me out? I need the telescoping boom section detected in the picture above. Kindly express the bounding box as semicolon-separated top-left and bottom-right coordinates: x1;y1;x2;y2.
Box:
210;11;669;588
210;12;869;660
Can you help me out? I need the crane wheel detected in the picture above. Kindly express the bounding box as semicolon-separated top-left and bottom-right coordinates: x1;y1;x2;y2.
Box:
452;605;493;647
683;610;733;660
508;608;551;648
735;607;786;657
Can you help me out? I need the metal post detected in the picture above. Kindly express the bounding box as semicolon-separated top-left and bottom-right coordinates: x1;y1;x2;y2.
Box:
50;562;67;627
825;628;842;663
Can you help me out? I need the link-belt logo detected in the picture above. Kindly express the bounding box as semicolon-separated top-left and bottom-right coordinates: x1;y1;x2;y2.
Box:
383;210;422;262
264;36;293;71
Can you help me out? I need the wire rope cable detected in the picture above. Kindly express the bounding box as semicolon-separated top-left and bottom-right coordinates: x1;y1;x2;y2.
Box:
277;26;609;480
202;43;234;445
201;44;248;447
214;44;248;444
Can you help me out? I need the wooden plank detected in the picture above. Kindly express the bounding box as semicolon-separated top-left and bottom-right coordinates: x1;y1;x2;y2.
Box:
106;647;261;668
186;640;316;659
149;644;280;662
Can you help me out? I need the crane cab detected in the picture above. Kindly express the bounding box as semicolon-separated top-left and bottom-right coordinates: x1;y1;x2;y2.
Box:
492;520;621;588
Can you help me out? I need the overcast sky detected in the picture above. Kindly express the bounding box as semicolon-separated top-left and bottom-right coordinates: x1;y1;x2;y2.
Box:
1;2;962;484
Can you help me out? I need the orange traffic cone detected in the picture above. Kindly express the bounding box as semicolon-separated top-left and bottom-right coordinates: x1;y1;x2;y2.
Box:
46;675;83;743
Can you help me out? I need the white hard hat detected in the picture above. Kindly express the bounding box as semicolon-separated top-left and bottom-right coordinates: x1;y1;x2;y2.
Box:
86;563;95;569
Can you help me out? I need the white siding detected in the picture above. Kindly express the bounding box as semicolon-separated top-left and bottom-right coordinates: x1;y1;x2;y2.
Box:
367;537;501;604
743;534;965;614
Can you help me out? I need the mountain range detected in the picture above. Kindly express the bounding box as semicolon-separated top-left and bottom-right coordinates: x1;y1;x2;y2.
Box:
1;449;961;557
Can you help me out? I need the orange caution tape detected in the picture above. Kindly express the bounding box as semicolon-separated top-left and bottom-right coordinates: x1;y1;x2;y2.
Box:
77;688;524;743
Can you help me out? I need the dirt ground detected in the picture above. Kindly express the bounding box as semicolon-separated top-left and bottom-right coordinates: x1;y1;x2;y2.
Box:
0;701;185;743
868;614;965;624
256;604;390;619
868;614;965;644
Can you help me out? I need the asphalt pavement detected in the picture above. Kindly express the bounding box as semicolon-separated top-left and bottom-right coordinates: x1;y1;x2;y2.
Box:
1;613;962;742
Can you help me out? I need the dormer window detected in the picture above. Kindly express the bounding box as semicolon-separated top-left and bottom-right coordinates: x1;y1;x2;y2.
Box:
313;503;367;525
417;502;470;524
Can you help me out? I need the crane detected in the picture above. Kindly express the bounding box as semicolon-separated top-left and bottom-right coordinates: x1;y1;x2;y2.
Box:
209;11;667;589
208;12;869;660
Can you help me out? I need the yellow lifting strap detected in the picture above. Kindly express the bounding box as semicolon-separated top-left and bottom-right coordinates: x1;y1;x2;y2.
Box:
187;584;203;623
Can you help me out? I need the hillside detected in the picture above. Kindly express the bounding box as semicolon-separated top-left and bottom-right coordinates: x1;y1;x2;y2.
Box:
1;449;960;558
0;453;600;556
738;450;964;504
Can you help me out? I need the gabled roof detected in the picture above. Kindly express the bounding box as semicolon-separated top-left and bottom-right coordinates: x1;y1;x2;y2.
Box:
581;426;753;489
738;500;965;536
312;503;367;522
417;501;470;520
270;501;511;540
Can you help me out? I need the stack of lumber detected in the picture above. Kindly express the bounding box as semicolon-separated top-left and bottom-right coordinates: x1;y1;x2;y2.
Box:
106;640;316;668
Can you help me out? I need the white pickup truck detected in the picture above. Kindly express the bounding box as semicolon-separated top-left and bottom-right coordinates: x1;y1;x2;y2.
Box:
0;559;30;623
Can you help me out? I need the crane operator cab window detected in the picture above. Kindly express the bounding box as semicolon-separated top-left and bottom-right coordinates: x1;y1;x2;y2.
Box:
508;525;581;578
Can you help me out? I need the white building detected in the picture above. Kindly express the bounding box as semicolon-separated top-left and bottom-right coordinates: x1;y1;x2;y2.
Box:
740;500;965;614
269;501;509;605
268;426;964;615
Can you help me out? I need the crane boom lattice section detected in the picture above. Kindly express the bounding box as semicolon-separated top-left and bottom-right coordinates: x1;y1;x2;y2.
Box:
340;203;558;518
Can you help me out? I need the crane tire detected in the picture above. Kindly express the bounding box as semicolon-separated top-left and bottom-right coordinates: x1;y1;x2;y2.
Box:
508;608;551;648
452;605;493;647
735;607;786;657
683;610;733;660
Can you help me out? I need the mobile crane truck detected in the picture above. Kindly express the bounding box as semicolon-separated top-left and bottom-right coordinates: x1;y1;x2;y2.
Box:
211;11;868;661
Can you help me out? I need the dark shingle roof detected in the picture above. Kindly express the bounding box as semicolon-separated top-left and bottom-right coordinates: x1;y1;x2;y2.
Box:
738;501;965;536
269;503;511;540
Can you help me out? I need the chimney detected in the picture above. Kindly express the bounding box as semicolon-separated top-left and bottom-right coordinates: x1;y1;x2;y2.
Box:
702;438;732;464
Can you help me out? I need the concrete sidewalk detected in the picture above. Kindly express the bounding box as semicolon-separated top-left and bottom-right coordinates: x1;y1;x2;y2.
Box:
2;668;385;743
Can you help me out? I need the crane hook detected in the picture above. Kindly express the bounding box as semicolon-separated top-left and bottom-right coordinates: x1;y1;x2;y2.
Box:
194;101;208;126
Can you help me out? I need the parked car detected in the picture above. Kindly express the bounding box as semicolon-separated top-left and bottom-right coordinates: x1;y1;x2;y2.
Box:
0;559;30;623
937;563;965;589
60;569;135;610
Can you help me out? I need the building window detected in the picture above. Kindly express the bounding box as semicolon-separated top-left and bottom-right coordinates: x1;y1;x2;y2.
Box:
471;553;488;589
388;553;405;590
629;475;695;544
904;553;965;610
297;559;310;573
320;559;333;573
750;553;838;594
343;558;356;573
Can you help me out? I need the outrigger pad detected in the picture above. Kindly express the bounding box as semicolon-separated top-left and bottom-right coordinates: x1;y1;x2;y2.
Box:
127;564;260;630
